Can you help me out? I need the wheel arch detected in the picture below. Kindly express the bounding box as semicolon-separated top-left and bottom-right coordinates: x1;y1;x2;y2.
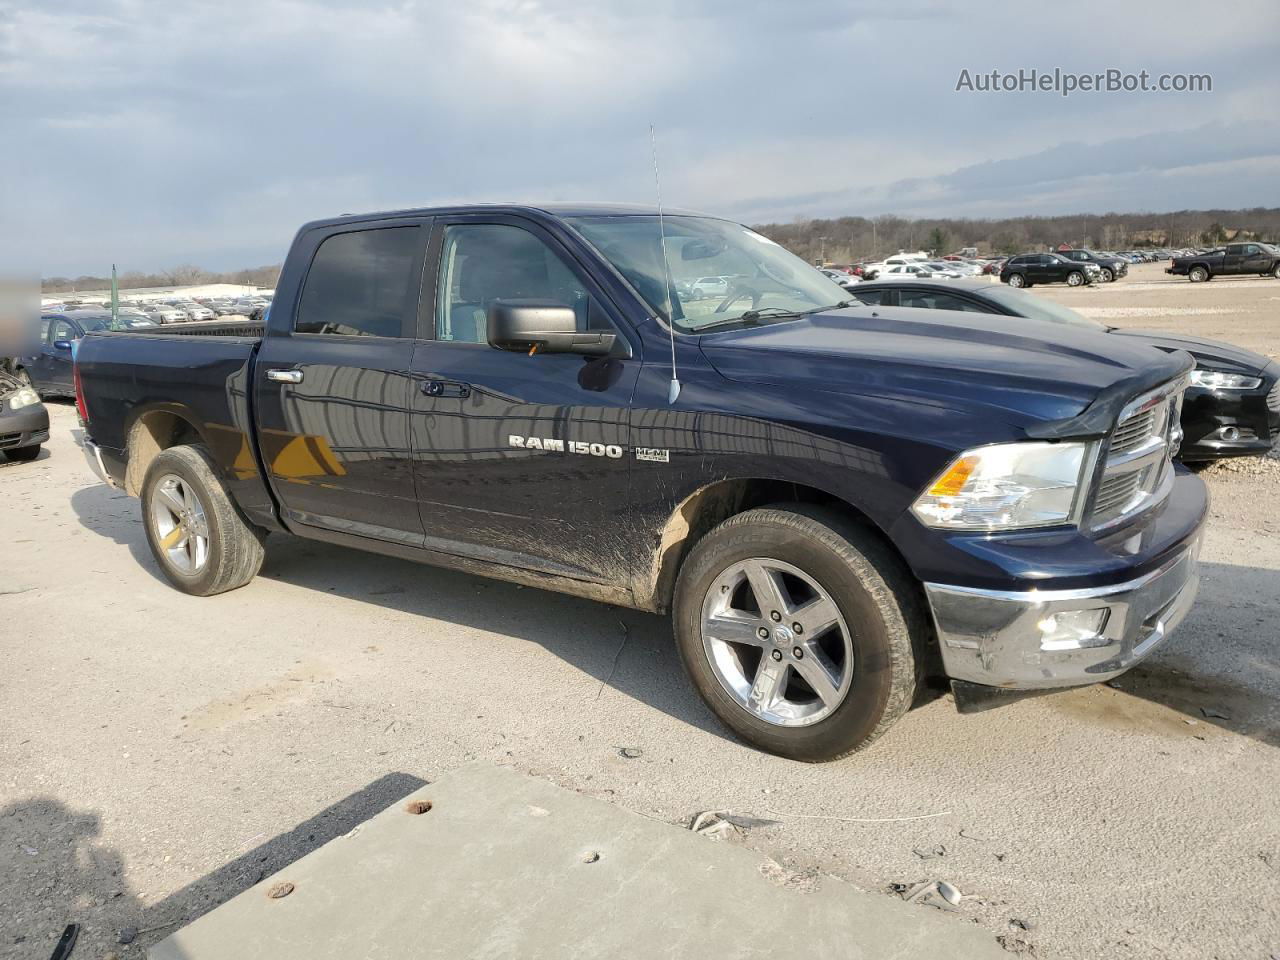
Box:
123;404;210;496
636;477;908;614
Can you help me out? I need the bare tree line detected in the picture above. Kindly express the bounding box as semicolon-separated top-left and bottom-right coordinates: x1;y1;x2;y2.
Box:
40;207;1280;290
753;207;1280;264
42;263;281;295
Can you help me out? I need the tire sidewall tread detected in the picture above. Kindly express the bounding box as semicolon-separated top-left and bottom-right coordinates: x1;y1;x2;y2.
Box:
673;504;922;762
141;444;264;596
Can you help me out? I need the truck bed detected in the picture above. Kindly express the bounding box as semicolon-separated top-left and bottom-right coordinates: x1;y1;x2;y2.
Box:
120;319;266;340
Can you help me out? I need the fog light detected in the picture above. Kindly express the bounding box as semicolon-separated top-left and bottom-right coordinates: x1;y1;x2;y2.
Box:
1038;609;1111;651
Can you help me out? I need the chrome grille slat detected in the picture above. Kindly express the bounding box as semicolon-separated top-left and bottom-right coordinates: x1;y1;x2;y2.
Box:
1088;377;1187;531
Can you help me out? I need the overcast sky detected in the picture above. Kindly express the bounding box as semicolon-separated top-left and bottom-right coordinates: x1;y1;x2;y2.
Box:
3;0;1278;275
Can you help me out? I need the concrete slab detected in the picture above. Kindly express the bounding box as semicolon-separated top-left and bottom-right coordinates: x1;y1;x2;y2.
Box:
150;764;1002;960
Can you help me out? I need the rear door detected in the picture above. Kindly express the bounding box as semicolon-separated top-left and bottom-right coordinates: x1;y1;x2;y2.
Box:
254;219;430;545
1221;244;1245;274
407;215;639;584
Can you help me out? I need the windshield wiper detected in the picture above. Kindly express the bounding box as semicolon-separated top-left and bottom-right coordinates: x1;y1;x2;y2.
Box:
694;301;853;333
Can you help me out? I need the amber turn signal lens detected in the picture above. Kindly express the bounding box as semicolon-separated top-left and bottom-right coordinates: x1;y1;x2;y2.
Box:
927;455;980;497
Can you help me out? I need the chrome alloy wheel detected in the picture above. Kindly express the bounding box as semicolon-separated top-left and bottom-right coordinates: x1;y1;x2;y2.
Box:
700;558;854;727
151;473;210;574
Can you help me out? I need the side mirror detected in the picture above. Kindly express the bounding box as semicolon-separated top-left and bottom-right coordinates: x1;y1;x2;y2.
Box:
487;301;618;357
53;339;73;350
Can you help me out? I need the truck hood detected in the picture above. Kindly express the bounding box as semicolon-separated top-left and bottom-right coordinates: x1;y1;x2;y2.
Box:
698;306;1192;434
1107;328;1273;376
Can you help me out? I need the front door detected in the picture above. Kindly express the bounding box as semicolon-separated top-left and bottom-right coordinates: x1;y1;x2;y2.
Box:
254;220;430;545
408;217;639;585
34;317;78;395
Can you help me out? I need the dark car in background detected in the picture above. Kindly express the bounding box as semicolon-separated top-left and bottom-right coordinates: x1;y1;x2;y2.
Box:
850;278;1279;462
1000;253;1100;288
0;369;49;462
1167;242;1280;282
1057;249;1128;282
18;312;155;397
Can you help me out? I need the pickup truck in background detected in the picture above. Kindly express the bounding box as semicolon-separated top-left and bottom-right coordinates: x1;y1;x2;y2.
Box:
1168;242;1280;282
75;203;1206;761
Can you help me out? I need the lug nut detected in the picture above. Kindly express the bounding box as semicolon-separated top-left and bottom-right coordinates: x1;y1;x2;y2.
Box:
757;627;770;640
793;647;804;659
770;611;782;622
771;650;783;662
792;623;803;635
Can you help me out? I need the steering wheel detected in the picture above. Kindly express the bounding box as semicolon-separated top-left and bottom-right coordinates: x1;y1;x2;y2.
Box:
713;282;761;314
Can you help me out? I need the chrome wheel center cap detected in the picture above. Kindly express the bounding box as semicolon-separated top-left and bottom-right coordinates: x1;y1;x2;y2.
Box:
773;625;794;646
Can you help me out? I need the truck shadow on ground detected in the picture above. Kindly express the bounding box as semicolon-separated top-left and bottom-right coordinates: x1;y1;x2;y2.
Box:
67;482;737;746
0;773;425;959
70;483;1280;751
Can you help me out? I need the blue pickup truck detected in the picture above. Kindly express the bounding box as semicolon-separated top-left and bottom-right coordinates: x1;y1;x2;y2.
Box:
74;204;1206;760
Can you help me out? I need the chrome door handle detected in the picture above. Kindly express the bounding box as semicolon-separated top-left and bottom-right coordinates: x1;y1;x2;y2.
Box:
266;369;303;383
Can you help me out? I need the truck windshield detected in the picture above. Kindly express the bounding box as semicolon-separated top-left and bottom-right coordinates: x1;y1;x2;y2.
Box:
567;215;850;333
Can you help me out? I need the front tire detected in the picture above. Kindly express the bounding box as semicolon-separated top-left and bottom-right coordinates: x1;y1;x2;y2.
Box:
672;505;922;761
5;444;40;462
1189;266;1209;283
1007;273;1026;288
1272;264;1280;279
141;444;265;596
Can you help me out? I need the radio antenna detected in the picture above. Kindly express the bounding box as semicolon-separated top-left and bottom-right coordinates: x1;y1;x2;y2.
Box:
650;123;680;404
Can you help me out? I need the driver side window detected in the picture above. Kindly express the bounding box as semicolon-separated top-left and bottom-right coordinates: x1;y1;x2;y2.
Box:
51;319;77;344
436;224;604;344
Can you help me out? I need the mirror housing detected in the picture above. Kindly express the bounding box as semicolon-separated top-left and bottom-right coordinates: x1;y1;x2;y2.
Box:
53;339;73;350
487;301;619;357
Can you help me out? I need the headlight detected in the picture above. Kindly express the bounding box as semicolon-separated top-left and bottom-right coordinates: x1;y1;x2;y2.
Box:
911;441;1092;530
1189;369;1261;390
8;387;41;410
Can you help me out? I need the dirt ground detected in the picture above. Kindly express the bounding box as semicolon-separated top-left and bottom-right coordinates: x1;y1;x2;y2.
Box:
2;264;1279;959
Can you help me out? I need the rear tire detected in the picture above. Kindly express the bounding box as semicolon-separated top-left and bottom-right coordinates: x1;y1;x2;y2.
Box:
672;505;922;761
1272;264;1280;280
141;444;265;596
1100;267;1114;282
1067;271;1084;287
1189;266;1209;283
5;444;40;462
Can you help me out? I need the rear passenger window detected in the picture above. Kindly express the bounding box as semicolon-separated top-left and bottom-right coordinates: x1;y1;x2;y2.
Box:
296;227;420;337
851;289;885;305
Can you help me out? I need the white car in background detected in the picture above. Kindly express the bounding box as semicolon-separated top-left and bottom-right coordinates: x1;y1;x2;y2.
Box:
689;276;735;299
142;304;188;324
882;263;958;280
861;254;929;280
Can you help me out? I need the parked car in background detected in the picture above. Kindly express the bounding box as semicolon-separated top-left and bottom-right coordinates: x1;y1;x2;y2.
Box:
142;304;189;324
689;276;735;299
860;253;929;280
1057;249;1128;282
1167;243;1280;282
1000;253;1100;288
0;369;49;462
19;312;156;396
849;278;1280;463
180;303;215;321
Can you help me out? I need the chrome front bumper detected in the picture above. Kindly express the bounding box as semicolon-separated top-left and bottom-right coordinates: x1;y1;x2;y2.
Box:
925;540;1201;689
82;438;117;488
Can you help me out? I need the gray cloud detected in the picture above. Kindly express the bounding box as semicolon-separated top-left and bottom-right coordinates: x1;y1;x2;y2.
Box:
2;0;1277;274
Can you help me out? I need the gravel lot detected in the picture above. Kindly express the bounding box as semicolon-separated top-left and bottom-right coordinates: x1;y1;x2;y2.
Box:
3;262;1279;959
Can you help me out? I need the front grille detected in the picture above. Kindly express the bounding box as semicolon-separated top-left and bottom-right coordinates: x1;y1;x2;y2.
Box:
0;432;20;449
1089;378;1187;531
1109;409;1157;454
1267;380;1280;414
